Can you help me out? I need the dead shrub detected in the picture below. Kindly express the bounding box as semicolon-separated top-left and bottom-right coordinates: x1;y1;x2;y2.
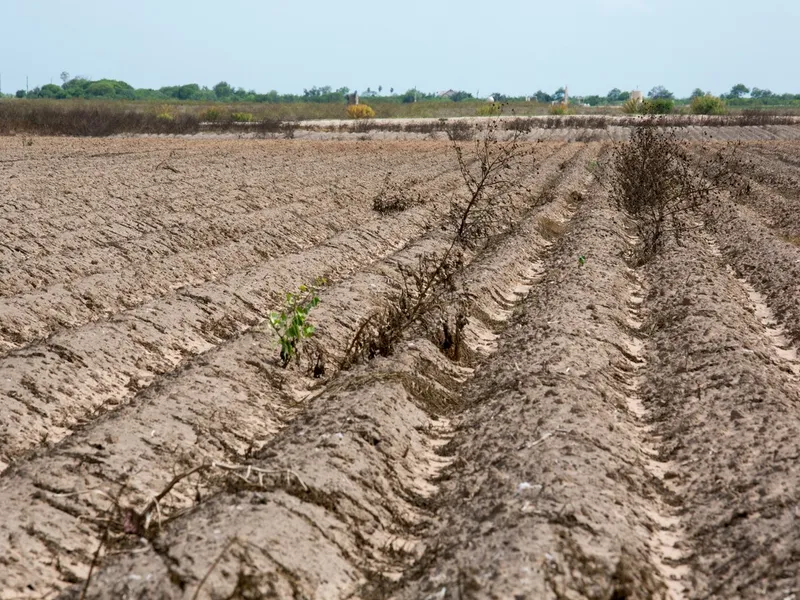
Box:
340;251;465;368
342;119;535;368
445;120;473;141
449;120;536;244
608;122;746;262
372;173;424;213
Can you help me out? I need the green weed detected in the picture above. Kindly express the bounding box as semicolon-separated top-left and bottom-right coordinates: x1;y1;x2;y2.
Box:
268;283;322;367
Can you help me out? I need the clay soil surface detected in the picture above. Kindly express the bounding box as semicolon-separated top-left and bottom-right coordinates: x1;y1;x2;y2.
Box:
1;134;800;599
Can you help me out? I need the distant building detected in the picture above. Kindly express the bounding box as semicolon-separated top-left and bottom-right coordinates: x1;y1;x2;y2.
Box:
630;90;644;103
486;96;495;103
438;89;457;99
346;91;360;105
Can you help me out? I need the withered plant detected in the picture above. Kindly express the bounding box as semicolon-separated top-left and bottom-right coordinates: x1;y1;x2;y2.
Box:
342;119;535;368
340;250;465;368
372;173;424;214
608;122;747;262
449;119;536;244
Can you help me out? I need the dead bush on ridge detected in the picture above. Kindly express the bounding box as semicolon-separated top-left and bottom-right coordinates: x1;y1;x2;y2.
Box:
340;251;466;368
608;122;747;262
450;120;537;244
372;173;424;213
343;119;534;368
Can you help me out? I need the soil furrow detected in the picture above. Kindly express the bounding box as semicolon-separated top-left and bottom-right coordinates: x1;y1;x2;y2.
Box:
0;142;571;468
705;194;800;346
0;196;439;466
0;142;578;597
0;152;454;289
44;150;594;600
640;229;800;597
396;188;670;599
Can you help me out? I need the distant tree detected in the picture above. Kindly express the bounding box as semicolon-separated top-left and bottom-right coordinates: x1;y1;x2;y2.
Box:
177;83;201;100
389;87;394;94
728;83;750;99
39;84;65;99
16;89;26;98
400;88;418;103
86;80;116;97
647;86;674;100
534;90;552;103
750;87;774;99
450;90;473;102
213;81;233;98
606;88;623;102
583;95;605;106
690;88;706;99
63;77;90;97
618;91;631;101
490;92;508;102
60;71;70;86
553;87;566;102
378;85;382;94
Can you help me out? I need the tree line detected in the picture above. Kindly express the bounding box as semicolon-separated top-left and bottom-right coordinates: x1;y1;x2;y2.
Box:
4;75;800;107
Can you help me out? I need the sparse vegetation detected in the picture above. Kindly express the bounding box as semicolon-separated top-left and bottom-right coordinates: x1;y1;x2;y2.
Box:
691;94;728;115
342;119;534;368
450;121;536;243
230;112;254;123
607;123;745;262
476;102;502;117
347;104;376;119
267;282;322;367
372;173;424;213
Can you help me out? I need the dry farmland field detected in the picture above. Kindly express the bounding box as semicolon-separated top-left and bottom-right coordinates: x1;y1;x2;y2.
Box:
1;123;800;599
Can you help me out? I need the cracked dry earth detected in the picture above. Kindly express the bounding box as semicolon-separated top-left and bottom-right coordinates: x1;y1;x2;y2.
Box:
1;135;800;600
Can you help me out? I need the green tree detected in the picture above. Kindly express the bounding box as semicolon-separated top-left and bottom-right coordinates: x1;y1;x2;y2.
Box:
177;83;201;100
86;80;116;97
607;88;623;102
213;81;233;98
690;88;706;99
39;84;65;99
553;87;566;102
728;83;750;99
450;91;474;102
400;88;419;103
648;86;674;100
751;87;774;99
690;94;727;115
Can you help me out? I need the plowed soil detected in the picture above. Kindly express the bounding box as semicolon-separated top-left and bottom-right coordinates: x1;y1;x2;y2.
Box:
1;134;800;600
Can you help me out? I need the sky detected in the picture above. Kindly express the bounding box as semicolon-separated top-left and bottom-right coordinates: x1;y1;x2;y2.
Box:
2;0;799;98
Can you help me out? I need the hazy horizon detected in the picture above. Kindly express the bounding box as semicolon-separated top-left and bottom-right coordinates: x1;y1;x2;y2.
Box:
2;0;798;98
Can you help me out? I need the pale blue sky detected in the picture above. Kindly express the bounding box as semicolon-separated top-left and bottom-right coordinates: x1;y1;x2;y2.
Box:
2;0;798;98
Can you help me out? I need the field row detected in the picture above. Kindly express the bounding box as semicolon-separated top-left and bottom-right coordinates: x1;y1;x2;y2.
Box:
1;137;799;599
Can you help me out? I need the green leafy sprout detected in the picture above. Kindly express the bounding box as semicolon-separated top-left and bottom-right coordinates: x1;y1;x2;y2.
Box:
268;282;322;367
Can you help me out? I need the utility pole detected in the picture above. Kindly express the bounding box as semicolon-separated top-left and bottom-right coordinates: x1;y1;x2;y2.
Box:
26;76;29;94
